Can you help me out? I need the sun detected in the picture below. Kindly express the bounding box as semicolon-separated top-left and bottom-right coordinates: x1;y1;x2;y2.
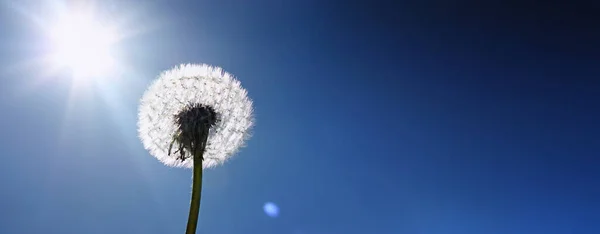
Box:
47;12;119;78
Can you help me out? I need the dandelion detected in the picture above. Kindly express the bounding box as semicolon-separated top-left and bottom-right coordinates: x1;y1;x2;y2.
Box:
137;64;254;233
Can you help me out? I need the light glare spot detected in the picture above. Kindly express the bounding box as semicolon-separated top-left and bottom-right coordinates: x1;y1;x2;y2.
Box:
263;202;280;218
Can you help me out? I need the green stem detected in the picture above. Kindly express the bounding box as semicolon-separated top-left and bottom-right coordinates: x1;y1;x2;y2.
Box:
185;153;203;234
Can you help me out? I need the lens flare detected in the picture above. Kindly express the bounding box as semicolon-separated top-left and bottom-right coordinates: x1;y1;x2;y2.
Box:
263;202;280;218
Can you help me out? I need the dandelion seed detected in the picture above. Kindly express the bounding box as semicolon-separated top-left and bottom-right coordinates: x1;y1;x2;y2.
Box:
138;64;254;233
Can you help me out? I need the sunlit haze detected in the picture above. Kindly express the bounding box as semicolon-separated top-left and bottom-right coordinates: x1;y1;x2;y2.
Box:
1;1;599;234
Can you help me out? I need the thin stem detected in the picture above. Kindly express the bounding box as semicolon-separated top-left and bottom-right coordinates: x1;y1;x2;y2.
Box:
176;104;215;234
185;128;209;234
185;156;203;234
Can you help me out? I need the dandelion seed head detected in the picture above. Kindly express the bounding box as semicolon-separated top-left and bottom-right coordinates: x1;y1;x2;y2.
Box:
138;64;254;168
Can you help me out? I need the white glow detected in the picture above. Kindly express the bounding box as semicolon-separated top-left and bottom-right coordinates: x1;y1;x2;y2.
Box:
263;202;280;218
48;12;118;78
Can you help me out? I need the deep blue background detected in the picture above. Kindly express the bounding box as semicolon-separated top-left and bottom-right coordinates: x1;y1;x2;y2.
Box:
0;0;599;233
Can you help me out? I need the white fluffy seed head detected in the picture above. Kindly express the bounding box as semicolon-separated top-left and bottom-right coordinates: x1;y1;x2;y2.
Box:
137;64;254;169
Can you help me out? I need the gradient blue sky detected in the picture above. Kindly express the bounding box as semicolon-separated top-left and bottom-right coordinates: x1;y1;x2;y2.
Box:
1;0;599;234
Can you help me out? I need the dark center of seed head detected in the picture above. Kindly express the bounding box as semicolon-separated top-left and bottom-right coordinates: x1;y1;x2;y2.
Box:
172;104;217;161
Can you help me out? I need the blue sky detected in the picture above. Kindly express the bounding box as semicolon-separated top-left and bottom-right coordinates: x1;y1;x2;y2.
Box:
1;0;599;233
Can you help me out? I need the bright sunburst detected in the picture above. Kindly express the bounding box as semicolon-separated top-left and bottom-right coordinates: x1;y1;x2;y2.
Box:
48;13;118;78
45;7;120;79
